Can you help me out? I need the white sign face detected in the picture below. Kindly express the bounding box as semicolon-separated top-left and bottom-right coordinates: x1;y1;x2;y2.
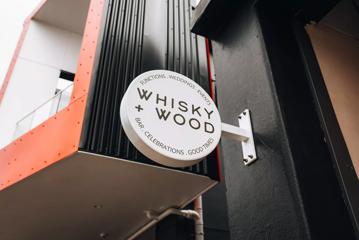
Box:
120;70;221;168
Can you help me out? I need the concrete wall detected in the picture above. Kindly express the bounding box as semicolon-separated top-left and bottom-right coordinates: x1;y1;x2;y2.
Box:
0;20;82;148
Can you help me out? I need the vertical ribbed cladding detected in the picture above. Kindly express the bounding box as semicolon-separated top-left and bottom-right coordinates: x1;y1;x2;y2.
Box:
81;0;219;180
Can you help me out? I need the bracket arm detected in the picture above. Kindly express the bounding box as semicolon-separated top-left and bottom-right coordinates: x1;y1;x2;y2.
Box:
221;123;250;142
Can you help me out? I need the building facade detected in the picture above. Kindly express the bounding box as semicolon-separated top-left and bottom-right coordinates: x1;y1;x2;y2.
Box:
0;0;358;239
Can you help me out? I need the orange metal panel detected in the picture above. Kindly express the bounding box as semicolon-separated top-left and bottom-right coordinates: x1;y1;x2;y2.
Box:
0;97;85;189
0;0;106;190
71;0;105;101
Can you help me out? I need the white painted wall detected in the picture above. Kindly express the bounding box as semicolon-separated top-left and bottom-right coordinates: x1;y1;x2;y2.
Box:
0;20;82;148
20;21;82;73
0;0;43;88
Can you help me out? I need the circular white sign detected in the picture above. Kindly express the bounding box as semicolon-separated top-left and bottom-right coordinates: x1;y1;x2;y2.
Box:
120;70;221;168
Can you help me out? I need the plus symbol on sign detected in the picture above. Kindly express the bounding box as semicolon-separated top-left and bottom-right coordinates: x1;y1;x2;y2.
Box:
135;105;144;112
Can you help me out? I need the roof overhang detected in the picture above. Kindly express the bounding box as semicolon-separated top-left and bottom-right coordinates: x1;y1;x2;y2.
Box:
33;0;91;34
0;151;216;239
190;0;341;38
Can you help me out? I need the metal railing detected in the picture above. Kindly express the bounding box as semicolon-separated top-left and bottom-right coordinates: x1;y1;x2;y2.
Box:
13;84;74;139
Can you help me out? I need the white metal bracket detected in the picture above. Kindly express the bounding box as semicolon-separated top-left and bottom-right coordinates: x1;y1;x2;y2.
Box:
221;109;257;165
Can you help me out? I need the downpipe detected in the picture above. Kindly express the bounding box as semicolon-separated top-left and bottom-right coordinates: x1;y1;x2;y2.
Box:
194;196;204;240
127;196;204;240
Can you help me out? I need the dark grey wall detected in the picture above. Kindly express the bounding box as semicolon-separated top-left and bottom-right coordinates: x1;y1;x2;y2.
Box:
208;1;358;239
202;184;230;240
211;5;309;240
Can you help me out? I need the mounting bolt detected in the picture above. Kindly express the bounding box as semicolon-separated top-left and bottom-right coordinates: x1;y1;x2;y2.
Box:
243;158;248;163
248;155;253;159
94;204;103;209
100;232;109;239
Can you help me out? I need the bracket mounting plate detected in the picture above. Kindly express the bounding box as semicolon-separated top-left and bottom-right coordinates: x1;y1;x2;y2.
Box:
221;109;257;166
238;109;257;165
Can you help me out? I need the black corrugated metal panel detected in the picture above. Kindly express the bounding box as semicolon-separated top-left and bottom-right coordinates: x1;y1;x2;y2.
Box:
80;0;218;179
